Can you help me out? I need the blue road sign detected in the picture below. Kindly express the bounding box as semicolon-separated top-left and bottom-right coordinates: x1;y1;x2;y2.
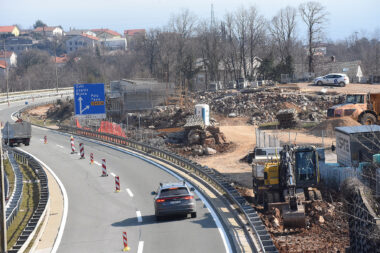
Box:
74;83;106;119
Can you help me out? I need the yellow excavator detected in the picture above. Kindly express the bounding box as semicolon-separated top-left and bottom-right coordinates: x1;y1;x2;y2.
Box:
252;145;322;227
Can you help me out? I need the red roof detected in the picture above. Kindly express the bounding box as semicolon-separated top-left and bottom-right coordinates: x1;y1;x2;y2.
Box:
35;26;59;32
0;51;14;58
124;29;146;36
52;54;68;64
0;26;17;33
81;33;99;41
91;29;121;37
0;60;7;69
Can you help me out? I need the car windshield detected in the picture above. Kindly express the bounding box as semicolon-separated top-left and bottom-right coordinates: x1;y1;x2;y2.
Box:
160;187;189;197
346;94;364;104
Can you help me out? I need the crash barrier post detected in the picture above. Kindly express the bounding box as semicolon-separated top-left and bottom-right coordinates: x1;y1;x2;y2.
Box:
79;143;85;159
102;159;108;177
123;232;130;251
90;153;94;164
70;135;75;153
115;176;120;192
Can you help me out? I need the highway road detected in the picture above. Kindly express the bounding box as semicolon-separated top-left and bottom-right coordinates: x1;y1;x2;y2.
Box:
0;100;232;253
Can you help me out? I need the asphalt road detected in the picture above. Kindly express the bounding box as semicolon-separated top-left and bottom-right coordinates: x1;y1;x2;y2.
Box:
0;100;230;253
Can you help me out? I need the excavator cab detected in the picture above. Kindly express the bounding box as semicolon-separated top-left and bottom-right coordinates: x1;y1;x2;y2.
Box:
293;147;319;188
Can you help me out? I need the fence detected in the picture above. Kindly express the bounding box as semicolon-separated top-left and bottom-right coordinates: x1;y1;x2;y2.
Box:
255;128;280;148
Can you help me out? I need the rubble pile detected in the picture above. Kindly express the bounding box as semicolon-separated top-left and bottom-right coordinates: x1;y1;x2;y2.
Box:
260;201;349;252
276;109;298;128
195;89;344;124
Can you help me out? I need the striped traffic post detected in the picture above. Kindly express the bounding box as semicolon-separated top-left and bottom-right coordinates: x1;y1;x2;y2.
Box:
122;232;130;251
101;159;108;177
44;135;47;144
115;176;120;192
90;153;94;164
70;136;76;154
79;143;85;159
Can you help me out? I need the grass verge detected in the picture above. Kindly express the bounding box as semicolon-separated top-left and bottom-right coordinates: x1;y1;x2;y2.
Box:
7;163;40;250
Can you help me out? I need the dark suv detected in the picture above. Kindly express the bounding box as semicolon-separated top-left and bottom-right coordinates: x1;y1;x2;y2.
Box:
152;182;197;220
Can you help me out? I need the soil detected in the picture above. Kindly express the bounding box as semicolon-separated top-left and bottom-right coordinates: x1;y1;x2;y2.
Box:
278;82;380;94
309;117;361;137
27;104;53;118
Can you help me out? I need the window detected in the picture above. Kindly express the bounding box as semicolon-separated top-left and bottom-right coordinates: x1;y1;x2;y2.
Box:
346;94;364;104
295;150;316;183
83;42;87;46
70;42;72;45
75;42;77;45
70;47;72;51
160;187;189;197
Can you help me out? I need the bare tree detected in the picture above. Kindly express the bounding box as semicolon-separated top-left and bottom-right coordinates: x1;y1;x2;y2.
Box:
270;6;297;62
299;1;328;73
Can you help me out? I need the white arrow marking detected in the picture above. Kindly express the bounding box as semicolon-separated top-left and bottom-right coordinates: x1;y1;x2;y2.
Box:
137;241;144;253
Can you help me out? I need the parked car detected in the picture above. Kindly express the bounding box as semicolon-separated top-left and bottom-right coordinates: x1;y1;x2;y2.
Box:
314;73;349;87
152;181;197;221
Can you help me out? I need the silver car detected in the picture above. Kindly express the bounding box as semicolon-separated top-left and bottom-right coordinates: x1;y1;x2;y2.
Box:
152;182;197;221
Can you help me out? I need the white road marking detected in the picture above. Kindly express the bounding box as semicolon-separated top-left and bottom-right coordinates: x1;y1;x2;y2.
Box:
126;188;134;197
39;139;44;141
110;172;116;177
137;241;144;253
17;148;69;253
56;144;64;149
94;161;101;166
136;211;142;222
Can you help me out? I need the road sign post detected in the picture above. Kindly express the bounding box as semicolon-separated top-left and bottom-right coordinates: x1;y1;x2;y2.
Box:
74;83;106;119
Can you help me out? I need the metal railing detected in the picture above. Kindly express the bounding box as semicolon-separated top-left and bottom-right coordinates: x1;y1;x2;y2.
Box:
8;149;49;253
5;149;24;229
59;125;278;252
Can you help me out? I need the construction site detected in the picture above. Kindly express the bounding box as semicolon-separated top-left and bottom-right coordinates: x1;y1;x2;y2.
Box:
23;81;380;252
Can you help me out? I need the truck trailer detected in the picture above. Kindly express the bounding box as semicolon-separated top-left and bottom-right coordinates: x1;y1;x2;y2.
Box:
2;120;32;147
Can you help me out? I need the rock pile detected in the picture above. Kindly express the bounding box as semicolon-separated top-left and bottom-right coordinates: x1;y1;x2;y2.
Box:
195;89;344;124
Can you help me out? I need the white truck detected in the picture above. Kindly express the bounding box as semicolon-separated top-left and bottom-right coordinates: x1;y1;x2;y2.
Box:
2;120;32;147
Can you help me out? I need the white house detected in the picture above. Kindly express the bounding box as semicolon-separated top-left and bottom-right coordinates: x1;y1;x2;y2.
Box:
34;26;63;36
65;34;99;53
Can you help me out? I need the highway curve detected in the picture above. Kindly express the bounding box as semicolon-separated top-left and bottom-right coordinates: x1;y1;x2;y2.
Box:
0;100;231;253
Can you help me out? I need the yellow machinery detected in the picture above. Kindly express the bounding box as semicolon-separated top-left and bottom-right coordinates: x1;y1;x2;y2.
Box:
252;145;322;227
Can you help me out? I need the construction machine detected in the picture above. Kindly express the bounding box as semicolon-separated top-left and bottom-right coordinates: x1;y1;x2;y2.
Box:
252;145;322;227
327;92;380;125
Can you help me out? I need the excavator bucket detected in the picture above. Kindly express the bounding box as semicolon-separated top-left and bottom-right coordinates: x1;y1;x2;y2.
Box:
282;203;306;227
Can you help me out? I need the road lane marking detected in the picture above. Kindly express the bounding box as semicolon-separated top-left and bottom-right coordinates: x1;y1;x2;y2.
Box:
94;161;101;166
137;241;144;253
136;211;142;222
56;144;64;149
110;172;116;177
126;188;134;197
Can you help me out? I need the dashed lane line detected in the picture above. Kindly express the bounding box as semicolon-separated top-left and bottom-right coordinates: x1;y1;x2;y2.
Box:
126;188;134;197
136;211;142;222
110;172;116;177
94;161;101;166
137;241;144;253
56;144;64;149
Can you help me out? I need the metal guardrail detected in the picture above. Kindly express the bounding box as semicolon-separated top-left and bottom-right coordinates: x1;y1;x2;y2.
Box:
4;168;9;202
5;149;24;229
59;125;278;252
8;149;49;253
0;89;72;104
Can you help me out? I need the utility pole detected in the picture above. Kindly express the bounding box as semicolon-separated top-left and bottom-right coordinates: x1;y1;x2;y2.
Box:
54;38;59;93
0;136;7;252
2;39;9;104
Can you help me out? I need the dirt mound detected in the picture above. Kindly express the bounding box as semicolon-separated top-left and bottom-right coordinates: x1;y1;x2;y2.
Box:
309;117;361;137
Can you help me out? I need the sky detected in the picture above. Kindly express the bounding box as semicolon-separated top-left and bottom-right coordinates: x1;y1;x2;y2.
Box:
1;0;380;41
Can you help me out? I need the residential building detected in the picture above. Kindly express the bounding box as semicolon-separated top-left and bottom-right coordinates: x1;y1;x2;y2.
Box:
4;37;33;53
100;37;127;51
34;26;64;37
65;34;99;53
0;51;17;67
124;29;146;50
52;54;69;67
0;60;7;77
91;29;121;39
0;25;20;38
65;29;96;37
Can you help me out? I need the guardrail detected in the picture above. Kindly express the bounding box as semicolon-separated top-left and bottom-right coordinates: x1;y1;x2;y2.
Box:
59;124;278;252
0;89;72;104
8;149;49;253
4;168;9;202
5;148;24;229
